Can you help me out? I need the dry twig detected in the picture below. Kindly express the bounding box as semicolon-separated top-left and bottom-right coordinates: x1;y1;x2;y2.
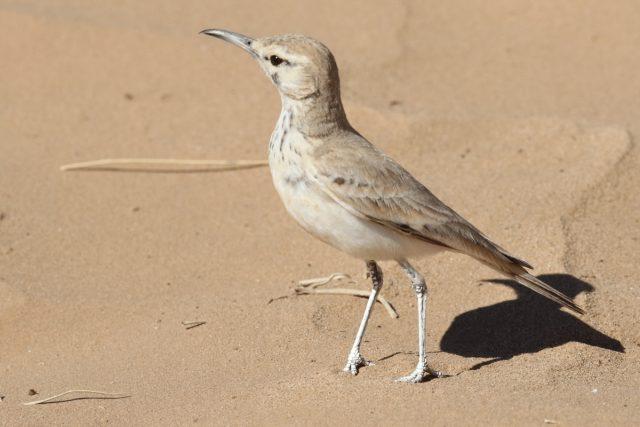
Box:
295;273;399;319
181;320;207;330
298;273;355;289
60;158;268;172
23;390;130;406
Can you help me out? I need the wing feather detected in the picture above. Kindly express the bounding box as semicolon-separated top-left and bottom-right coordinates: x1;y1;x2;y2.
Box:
304;133;582;314
307;134;504;261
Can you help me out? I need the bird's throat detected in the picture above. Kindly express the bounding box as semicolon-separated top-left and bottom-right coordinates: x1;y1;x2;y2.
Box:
281;92;349;138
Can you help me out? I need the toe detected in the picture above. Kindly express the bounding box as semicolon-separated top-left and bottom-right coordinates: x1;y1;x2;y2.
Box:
343;364;359;375
342;354;373;376
395;365;448;383
395;373;423;383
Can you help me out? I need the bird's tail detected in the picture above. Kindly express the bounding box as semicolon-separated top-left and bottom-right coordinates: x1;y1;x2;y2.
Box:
468;232;585;315
511;271;585;315
406;211;586;315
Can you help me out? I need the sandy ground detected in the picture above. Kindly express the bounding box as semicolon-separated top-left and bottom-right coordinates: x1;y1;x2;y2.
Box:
1;0;639;425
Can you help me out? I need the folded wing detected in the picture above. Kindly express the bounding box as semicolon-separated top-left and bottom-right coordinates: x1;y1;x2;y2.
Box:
307;134;583;314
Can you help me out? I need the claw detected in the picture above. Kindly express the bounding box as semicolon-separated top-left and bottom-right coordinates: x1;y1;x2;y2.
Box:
342;353;373;375
395;364;448;383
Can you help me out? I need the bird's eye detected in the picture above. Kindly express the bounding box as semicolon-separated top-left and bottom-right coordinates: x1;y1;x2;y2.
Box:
269;55;285;66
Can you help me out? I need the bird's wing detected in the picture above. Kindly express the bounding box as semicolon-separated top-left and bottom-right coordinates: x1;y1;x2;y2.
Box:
306;134;584;314
306;134;515;264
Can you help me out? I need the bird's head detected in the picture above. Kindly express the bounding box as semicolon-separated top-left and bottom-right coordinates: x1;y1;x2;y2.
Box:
201;29;340;102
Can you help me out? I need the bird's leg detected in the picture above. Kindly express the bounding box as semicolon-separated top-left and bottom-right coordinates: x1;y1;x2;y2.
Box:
396;261;446;383
343;260;383;375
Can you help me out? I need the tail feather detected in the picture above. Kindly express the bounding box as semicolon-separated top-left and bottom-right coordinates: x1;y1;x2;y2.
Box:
469;236;584;315
501;252;533;270
411;214;585;315
512;272;585;315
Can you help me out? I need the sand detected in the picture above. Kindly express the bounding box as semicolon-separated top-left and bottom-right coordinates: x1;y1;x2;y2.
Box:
1;1;639;425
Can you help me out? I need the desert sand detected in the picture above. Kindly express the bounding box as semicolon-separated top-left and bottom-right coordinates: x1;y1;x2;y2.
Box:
1;0;639;425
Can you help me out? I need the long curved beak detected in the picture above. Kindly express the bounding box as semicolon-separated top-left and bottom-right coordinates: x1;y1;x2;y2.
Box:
200;29;257;58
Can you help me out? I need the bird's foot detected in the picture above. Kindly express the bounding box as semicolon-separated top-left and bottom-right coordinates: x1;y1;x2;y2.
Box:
395;362;448;383
342;352;374;375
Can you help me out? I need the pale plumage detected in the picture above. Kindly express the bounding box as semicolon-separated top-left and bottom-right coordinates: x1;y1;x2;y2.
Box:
202;29;584;383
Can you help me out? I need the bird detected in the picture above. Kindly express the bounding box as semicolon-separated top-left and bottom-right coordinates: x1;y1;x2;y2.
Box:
200;29;584;383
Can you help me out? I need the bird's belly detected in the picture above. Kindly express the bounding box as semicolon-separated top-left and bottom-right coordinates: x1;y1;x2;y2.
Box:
270;170;440;261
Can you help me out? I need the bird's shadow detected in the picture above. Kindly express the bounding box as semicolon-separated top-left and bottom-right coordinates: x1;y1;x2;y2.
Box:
440;274;624;370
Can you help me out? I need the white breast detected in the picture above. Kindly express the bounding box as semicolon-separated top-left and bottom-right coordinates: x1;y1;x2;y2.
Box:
267;109;441;261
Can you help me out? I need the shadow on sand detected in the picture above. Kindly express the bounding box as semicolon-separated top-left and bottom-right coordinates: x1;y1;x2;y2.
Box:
440;274;624;370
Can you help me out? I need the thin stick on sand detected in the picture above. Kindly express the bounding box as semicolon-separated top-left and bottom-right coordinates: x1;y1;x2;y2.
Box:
23;390;130;406
60;158;268;172
295;273;399;319
298;273;355;289
181;320;207;330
